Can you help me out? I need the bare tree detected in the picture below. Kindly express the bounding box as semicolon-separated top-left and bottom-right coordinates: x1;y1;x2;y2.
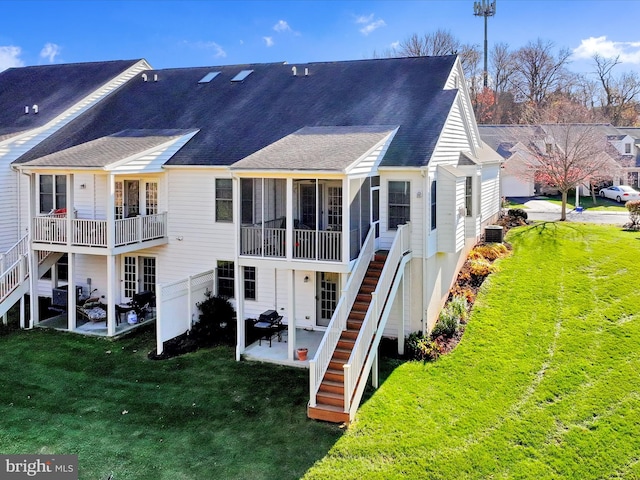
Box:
592;54;640;125
392;30;481;83
510;39;573;108
515;101;616;219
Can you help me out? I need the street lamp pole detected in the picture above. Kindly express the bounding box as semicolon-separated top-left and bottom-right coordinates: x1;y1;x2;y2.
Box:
473;0;496;88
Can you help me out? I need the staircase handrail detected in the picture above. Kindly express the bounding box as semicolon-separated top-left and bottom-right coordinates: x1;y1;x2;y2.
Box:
343;222;411;412
348;251;412;420
1;234;29;275
309;227;376;407
0;254;28;304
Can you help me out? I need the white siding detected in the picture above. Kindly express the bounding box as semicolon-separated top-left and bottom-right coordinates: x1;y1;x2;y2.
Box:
153;169;234;283
0;160;19;250
429;98;472;166
481;164;501;222
347;129;397;176
436;167;465;253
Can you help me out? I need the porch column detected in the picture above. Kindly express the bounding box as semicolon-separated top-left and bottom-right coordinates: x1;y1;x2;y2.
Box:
235;263;245;361
68;253;77;331
28;173;39;328
342;177;349;263
19;295;25;329
286;178;293;260
106;255;117;336
287;269;296;361
106;174;116;250
66;174;74;247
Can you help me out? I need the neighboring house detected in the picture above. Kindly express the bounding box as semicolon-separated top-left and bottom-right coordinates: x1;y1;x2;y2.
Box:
479;124;640;197
0;59;151;320
5;56;502;423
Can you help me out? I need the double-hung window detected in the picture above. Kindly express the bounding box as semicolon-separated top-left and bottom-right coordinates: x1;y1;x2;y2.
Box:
215;179;233;222
217;261;235;298
39;174;66;213
388;181;410;230
244;266;256;300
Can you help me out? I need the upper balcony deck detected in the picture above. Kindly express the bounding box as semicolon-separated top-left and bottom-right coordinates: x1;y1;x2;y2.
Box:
31;212;168;254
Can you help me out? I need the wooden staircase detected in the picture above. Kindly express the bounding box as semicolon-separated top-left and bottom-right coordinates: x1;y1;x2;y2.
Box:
308;252;387;423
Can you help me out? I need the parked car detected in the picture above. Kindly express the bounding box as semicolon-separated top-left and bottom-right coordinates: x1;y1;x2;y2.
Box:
599;185;640;203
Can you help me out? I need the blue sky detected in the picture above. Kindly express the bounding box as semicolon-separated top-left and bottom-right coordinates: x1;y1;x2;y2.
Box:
2;0;640;76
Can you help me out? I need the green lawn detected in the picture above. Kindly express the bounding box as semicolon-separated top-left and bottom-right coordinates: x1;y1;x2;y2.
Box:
0;327;341;479
2;223;640;480
305;223;640;479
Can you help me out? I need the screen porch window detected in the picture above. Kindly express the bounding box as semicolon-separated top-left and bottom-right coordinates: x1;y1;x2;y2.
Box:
388;181;410;230
39;174;66;213
217;261;235;298
216;179;233;222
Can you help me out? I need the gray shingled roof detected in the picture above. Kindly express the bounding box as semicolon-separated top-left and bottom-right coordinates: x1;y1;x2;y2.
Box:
15;56;459;169
0;60;142;133
20;129;195;168
232;125;397;171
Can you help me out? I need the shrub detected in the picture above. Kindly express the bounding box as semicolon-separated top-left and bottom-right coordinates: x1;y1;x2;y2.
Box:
508;208;528;220
626;200;640;228
447;295;469;323
468;257;499;277
405;332;442;361
192;290;236;346
472;243;509;261
431;308;460;339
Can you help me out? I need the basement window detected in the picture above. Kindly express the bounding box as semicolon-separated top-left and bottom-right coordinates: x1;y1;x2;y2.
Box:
231;70;254;82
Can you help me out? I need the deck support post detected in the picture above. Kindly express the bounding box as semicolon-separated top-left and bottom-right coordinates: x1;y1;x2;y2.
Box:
287;269;296;361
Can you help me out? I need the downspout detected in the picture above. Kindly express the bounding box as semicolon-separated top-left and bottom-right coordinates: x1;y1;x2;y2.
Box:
421;167;428;336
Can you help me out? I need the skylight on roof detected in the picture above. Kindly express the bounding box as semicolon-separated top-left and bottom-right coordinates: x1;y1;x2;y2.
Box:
198;72;220;84
231;70;254;82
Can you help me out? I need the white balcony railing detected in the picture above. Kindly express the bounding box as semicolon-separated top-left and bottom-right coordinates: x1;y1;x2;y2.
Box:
308;227;376;407
240;226;342;262
32;212;167;248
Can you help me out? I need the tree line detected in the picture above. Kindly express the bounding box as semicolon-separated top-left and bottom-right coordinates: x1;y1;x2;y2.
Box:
377;29;640;126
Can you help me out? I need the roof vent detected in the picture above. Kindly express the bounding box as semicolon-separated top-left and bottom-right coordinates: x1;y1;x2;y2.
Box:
142;73;148;82
32;104;38;114
292;66;297;76
24;106;29;114
198;71;220;83
231;70;254;82
154;74;158;82
305;67;309;76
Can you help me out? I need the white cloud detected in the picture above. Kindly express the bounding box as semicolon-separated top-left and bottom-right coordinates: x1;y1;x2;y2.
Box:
355;14;375;24
184;40;227;58
273;20;291;33
360;19;386;36
573;36;640;64
390;41;400;50
263;36;274;47
40;43;61;63
0;45;24;72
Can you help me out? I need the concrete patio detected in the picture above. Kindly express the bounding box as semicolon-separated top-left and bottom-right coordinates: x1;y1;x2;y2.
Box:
243;327;325;368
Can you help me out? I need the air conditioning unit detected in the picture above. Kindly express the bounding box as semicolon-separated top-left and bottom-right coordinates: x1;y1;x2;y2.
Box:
485;225;504;243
